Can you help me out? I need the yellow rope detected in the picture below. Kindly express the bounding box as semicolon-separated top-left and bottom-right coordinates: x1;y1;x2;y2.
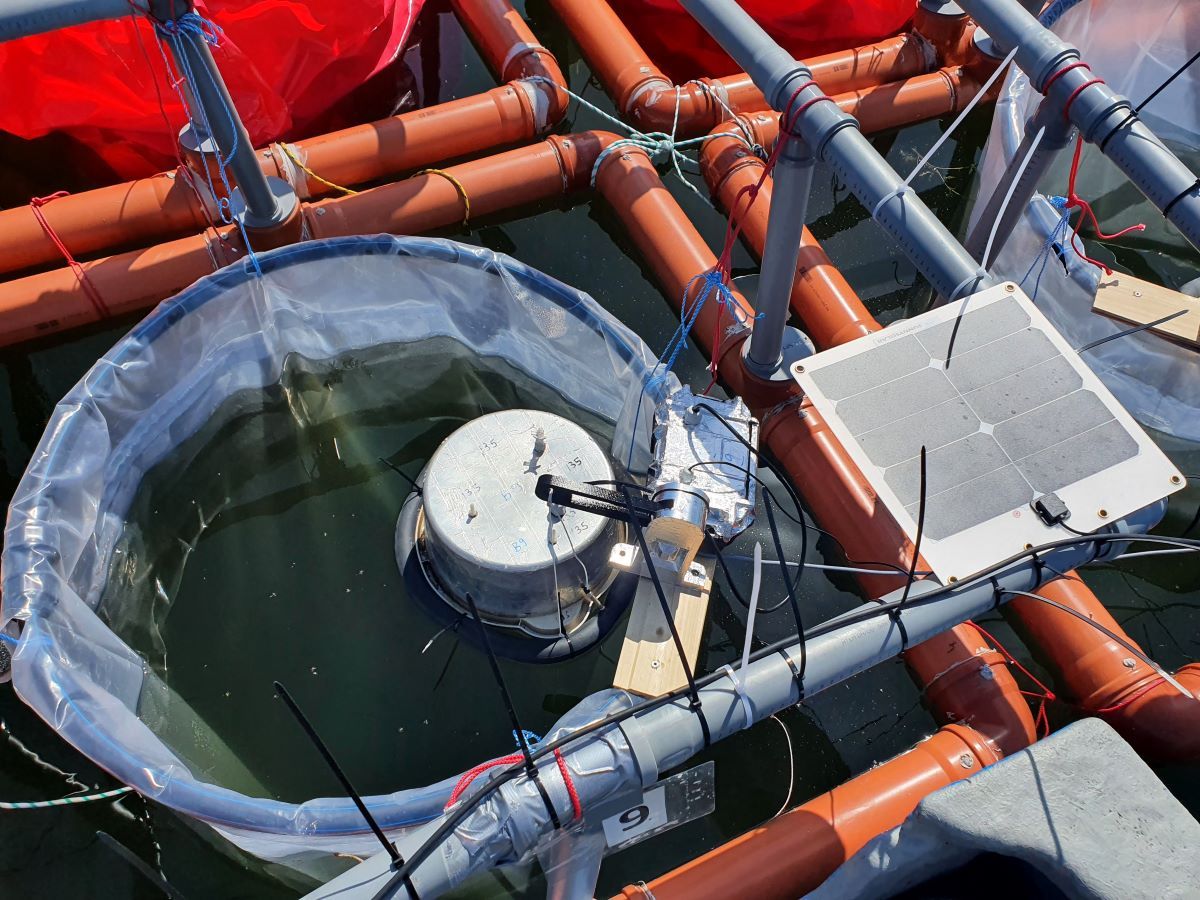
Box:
277;143;358;196
415;168;471;227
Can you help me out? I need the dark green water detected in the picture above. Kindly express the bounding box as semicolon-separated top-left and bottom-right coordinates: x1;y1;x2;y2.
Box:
0;1;1196;898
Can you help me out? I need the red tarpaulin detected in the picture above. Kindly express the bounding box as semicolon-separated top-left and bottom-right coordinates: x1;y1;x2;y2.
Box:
607;0;915;81
0;0;423;180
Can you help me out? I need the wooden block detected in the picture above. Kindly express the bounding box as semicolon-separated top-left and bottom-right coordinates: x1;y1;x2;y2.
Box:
1093;273;1200;348
613;557;713;699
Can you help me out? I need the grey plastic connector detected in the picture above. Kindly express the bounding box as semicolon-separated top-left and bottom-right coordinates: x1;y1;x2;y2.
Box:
958;0;1200;253
0;0;137;42
163;21;296;229
679;0;998;302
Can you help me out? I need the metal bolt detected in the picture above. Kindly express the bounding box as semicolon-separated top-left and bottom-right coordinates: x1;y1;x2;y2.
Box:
562;139;571;148
650;659;661;670
315;207;326;216
1123;657;1137;669
264;150;274;159
959;753;974;769
735;150;747;158
1134;290;1143;297
166;171;176;180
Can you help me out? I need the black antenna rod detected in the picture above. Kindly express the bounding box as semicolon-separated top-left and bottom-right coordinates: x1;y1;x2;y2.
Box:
273;681;420;897
462;592;562;830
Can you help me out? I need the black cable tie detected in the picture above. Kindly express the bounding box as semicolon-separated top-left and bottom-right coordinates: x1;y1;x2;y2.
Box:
689;696;713;748
990;576;1003;610
886;607;910;651
780;650;806;701
462;592;561;831
1162;178;1200;221
1098;110;1138;152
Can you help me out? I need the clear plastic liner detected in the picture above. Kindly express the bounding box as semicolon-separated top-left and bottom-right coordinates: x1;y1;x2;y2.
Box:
969;0;1200;440
1;236;673;863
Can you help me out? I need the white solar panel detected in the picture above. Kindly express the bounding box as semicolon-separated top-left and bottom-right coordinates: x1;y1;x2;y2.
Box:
792;283;1184;582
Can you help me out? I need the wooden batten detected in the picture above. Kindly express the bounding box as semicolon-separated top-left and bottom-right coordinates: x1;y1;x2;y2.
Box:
1093;273;1200;349
613;558;713;698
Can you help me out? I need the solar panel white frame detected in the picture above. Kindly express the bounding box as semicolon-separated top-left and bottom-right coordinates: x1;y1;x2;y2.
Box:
792;282;1184;583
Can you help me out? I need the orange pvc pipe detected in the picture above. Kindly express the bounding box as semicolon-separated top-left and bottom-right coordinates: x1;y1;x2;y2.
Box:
615;723;1005;900
547;0;936;133
700;121;881;349
1006;576;1200;762
0;0;566;278
0;173;215;279
0;135;610;345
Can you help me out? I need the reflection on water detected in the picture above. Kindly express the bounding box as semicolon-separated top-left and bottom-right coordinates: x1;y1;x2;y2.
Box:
100;340;626;802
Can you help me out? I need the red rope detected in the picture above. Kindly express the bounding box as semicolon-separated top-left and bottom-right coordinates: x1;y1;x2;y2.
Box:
443;749;583;822
1094;676;1167;714
703;81;823;383
28;193;111;318
968;621;1056;739
553;749;583;822
1064;135;1145;274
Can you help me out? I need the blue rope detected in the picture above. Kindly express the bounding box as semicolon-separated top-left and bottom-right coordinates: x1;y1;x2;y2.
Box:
154;12;263;276
1019;197;1072;304
624;271;758;470
512;730;542;749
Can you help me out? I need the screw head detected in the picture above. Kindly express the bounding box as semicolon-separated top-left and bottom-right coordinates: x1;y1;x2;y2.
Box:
1123;657;1137;669
1133;290;1143;297
650;659;661;670
315;207;326;216
959;753;974;769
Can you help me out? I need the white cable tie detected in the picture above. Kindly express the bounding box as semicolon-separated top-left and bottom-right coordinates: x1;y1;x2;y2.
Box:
720;664;755;729
871;184;909;221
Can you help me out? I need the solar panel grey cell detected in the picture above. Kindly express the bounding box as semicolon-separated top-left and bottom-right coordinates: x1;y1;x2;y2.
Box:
963;354;1082;425
808;334;928;401
917;297;1031;361
942;328;1059;394
793;285;1183;580
857;396;980;468
836;366;959;433
1017;418;1138;494
885;431;1013;508
906;463;1035;540
993;389;1114;461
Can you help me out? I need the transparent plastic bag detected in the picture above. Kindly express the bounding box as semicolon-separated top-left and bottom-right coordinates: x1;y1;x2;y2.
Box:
1;235;672;864
969;0;1200;440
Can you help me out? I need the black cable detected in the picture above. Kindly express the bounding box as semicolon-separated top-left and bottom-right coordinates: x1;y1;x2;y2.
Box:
890;446;926;650
763;490;805;681
1002;589;1184;685
274;682;417;897
689;404;929;584
619;487;711;747
372;528;1200;898
461;592;561;832
1075;308;1190;354
1136;49;1200;112
378;456;422;496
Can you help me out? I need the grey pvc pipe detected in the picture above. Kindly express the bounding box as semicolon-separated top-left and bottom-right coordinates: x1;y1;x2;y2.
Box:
166;27;283;227
958;0;1200;254
316;500;1163;898
0;0;132;42
747;137;814;375
679;0;995;302
965;97;1076;266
